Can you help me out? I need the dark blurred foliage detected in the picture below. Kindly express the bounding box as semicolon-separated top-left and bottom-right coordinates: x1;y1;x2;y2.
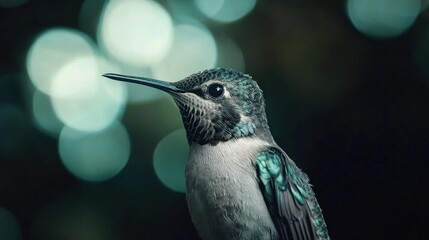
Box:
1;0;429;239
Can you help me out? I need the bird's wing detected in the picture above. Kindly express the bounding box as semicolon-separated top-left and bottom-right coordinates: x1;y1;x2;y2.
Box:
256;146;329;240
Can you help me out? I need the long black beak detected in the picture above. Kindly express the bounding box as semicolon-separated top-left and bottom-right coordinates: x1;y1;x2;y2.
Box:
102;73;184;93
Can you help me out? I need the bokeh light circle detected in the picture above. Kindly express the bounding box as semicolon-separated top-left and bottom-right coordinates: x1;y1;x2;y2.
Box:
0;104;31;158
0;207;22;240
79;0;106;36
32;90;63;137
99;0;174;66
50;56;127;132
0;0;27;8
153;24;217;81
110;64;164;103
58;122;131;182
153;129;188;193
217;36;245;72
33;200;117;240
194;0;257;23
414;29;429;82
346;0;421;38
26;28;95;95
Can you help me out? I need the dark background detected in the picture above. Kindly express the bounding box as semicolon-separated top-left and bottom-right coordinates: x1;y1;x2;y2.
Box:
1;0;429;239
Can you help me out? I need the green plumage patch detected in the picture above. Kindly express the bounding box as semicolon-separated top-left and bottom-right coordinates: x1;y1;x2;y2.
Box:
256;147;307;204
256;147;330;240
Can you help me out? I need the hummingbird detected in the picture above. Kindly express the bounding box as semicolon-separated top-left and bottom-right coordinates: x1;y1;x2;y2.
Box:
103;68;329;240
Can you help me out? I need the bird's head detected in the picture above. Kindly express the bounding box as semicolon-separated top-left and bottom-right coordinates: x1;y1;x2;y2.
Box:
103;68;272;145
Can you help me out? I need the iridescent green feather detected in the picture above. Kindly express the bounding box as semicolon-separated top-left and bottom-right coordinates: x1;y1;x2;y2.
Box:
256;147;330;240
257;148;305;204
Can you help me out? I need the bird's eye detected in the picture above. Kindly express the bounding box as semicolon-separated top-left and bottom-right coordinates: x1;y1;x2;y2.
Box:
207;83;224;99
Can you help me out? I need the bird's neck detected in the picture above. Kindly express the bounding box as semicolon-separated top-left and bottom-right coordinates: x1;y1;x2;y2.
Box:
175;94;274;146
183;115;274;146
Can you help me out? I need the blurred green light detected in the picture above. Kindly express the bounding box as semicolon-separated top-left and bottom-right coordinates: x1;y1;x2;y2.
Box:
32;90;63;137
194;0;257;23
33;201;117;240
111;65;165;103
79;0;106;36
0;207;22;240
51;56;127;132
58;122;130;182
125;78;164;103
98;0;173;66
26;28;95;95
414;29;429;80
217;36;245;72
346;0;421;38
153;24;217;81
0;0;27;8
0;104;29;158
153;129;188;193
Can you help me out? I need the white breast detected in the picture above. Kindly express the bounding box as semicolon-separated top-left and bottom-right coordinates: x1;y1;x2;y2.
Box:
185;137;278;240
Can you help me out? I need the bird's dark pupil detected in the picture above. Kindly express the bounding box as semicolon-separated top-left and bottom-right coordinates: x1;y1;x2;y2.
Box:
208;83;224;98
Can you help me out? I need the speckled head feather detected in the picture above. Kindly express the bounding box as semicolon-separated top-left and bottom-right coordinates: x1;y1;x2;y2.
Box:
169;68;273;145
172;68;251;91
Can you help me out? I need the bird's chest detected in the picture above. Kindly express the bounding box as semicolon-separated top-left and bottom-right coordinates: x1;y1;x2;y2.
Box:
186;140;258;209
185;138;277;240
